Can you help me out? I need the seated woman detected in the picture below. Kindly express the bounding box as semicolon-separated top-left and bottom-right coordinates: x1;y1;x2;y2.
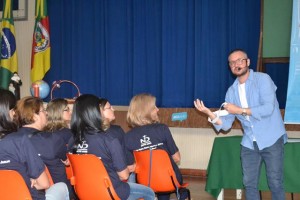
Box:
0;89;69;200
99;97;139;182
125;93;185;200
68;94;155;200
99;98;126;149
44;98;77;199
44;98;73;144
13;96;69;199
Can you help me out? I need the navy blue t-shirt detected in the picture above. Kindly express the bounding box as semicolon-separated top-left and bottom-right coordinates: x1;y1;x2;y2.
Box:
109;125;125;144
52;127;73;145
18;127;69;186
0;132;46;200
68;130;130;200
109;125;126;151
124;123;183;183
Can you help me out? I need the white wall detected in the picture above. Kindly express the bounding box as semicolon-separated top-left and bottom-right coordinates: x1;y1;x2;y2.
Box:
14;1;35;97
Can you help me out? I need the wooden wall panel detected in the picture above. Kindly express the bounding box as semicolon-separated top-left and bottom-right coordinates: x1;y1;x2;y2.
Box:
112;108;300;132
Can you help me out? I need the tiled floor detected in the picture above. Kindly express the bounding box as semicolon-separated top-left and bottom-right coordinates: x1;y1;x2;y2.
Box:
170;176;300;200
169;176;214;200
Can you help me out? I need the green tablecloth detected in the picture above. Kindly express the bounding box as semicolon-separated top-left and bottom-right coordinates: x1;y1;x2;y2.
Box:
205;136;300;198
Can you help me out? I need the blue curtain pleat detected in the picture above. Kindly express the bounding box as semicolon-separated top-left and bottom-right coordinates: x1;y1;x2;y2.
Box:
46;0;260;107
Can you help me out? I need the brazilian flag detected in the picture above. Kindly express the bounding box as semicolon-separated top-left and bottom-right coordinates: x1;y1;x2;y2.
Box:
0;0;18;89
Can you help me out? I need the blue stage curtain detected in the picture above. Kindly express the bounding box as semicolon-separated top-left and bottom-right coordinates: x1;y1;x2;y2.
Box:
46;0;260;107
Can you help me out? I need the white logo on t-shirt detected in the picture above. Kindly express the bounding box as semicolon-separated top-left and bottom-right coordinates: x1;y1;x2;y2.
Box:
77;141;88;153
0;160;10;164
140;135;152;147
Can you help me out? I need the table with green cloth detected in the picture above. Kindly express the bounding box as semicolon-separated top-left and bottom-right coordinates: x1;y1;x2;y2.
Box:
205;136;300;198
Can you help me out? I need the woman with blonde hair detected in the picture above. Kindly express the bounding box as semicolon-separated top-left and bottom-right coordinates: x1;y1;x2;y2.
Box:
44;98;76;199
125;93;185;200
44;98;72;144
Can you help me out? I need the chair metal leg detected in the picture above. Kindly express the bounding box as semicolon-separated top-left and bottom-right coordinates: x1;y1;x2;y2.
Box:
177;188;191;200
259;190;262;200
187;189;191;200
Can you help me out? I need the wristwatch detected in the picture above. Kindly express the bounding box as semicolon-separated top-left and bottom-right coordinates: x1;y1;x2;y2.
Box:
242;108;247;116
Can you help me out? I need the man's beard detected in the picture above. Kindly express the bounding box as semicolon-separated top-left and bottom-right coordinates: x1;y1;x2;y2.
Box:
236;66;249;77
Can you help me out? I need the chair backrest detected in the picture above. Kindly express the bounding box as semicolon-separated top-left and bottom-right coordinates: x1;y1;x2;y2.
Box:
134;149;181;193
0;170;32;200
67;154;120;200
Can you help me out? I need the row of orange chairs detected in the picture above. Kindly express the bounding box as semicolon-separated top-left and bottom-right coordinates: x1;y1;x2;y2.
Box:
66;149;190;200
0;158;118;200
0;149;190;200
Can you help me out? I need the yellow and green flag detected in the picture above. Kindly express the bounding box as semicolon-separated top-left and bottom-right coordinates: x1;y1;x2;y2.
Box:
0;0;18;89
31;0;50;82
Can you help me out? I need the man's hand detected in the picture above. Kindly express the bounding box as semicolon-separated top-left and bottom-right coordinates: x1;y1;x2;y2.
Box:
194;98;222;125
223;103;242;115
194;99;211;115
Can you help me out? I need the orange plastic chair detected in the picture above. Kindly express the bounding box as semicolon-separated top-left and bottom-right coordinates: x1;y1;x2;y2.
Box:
0;170;32;200
67;154;121;200
134;149;191;200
